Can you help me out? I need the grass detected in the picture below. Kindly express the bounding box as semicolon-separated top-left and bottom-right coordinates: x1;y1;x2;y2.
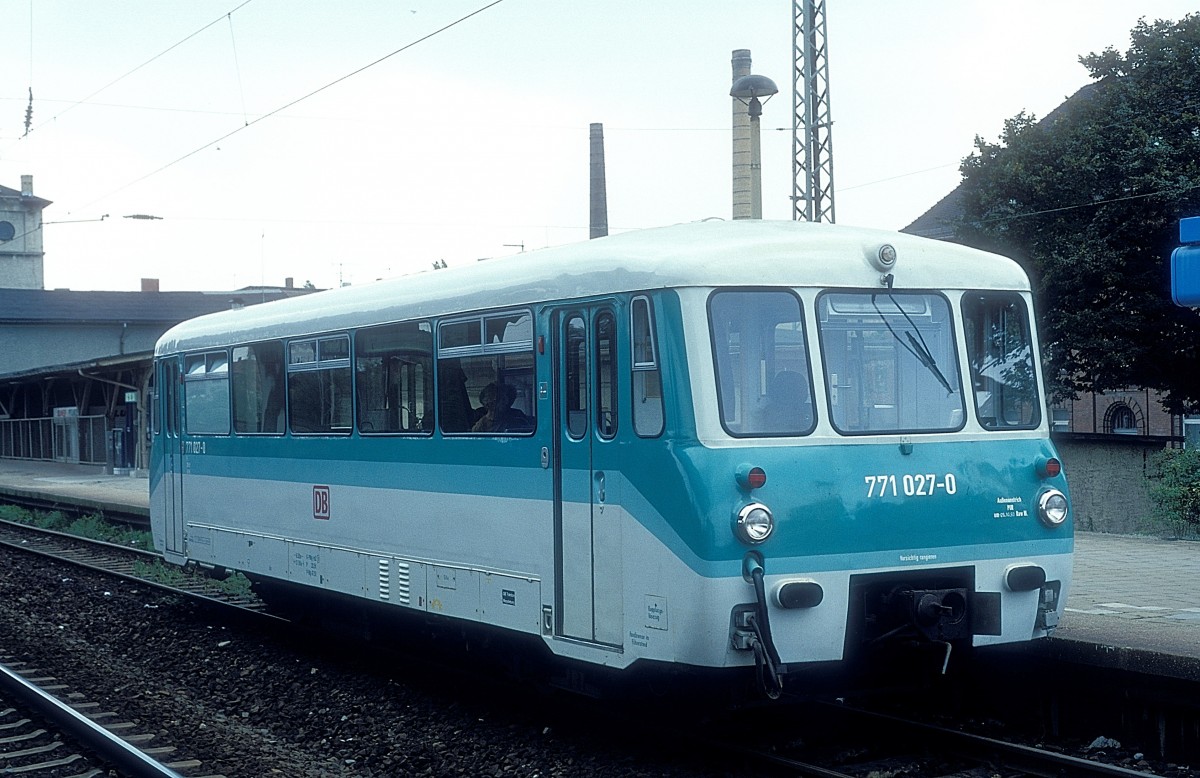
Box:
1;502;255;598
130;557;255;599
0;503;154;549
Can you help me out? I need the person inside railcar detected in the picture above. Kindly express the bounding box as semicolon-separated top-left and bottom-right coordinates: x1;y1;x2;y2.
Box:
438;361;477;432
763;369;813;433
471;382;531;433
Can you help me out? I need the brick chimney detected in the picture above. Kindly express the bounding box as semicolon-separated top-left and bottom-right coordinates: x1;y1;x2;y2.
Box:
141;278;160;292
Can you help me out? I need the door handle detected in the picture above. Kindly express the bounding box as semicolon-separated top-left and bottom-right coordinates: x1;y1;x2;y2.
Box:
595;471;606;503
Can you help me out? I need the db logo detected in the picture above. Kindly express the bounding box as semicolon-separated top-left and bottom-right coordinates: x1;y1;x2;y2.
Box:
312;485;331;520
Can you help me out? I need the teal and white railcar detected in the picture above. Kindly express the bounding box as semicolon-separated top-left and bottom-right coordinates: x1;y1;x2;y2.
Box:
150;220;1071;695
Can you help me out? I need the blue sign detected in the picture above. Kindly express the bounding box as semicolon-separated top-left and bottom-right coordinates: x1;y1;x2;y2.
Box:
1173;217;1200;307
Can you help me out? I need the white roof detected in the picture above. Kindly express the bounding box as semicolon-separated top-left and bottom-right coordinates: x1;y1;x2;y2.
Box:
156;220;1030;355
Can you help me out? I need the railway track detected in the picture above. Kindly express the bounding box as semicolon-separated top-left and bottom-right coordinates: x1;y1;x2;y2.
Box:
720;698;1171;778
0;655;215;777
0;512;1185;777
0;517;265;613
0;518;284;776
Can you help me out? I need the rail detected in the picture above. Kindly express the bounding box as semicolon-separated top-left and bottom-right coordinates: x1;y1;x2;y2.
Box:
0;518;266;613
719;698;1167;778
0;659;187;778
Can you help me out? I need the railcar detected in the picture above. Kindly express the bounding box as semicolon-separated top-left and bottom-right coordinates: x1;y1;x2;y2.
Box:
150;220;1072;696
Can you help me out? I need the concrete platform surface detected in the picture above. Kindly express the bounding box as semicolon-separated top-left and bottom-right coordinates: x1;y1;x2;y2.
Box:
0;459;149;516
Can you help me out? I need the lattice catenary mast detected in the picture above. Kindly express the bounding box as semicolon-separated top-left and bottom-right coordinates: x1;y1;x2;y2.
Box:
793;0;835;222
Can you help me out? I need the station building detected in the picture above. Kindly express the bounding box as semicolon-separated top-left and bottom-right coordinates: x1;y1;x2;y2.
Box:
0;176;313;473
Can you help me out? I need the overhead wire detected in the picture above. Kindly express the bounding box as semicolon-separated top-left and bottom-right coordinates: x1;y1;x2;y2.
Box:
227;11;250;127
11;0;256;144
974;180;1200;226
76;0;509;212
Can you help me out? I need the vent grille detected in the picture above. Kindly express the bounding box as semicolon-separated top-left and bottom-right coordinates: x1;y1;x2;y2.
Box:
377;559;412;606
378;559;390;600
394;561;411;606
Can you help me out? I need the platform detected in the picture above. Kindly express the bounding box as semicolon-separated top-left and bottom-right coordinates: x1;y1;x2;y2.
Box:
0;458;149;519
1;457;1197;678
1027;531;1200;681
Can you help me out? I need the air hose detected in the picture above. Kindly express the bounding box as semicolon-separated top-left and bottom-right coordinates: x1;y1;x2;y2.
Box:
744;556;784;699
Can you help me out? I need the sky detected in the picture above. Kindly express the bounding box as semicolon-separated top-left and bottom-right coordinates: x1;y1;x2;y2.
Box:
1;1;1196;292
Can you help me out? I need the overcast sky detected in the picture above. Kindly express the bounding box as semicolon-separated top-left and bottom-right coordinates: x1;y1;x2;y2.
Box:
1;1;1195;292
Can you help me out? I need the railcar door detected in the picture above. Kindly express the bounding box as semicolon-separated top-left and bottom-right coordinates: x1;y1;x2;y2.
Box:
553;306;623;646
160;357;185;556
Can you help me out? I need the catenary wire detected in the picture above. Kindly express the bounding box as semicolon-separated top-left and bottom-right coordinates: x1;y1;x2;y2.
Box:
73;0;508;212
10;0;256;145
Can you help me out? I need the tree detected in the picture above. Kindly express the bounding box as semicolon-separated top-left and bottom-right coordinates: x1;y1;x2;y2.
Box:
1148;447;1200;537
955;14;1200;413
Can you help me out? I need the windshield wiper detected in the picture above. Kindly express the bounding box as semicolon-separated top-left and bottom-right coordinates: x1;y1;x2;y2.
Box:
872;294;956;396
904;331;955;395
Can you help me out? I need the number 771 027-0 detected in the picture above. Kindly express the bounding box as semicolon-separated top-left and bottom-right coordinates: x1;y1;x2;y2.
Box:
864;473;957;498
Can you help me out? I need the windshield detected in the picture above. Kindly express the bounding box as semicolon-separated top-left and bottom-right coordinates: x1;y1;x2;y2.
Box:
962;293;1041;429
817;291;964;434
709;290;815;437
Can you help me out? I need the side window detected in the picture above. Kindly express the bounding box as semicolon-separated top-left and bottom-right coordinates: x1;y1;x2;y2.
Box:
595;310;617;439
631;296;664;437
231;341;286;434
709;290;814;437
437;310;536;435
565;314;588;439
288;335;352;434
356;321;433;434
184;351;230;435
150;372;160;436
163;360;178;438
962;293;1041;430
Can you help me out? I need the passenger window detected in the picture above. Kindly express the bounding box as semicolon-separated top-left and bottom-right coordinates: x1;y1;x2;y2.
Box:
231;341;285;434
565;314;588;439
595;311;617;439
709;291;814;437
437;310;536;435
356;321;433;434
184;351;231;435
288;335;352;434
631;296;664;437
962;293;1041;429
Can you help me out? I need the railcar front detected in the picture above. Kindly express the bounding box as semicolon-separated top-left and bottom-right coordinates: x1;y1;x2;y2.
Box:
656;247;1071;697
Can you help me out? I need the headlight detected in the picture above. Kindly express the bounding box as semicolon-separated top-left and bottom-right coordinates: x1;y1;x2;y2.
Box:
1037;489;1069;527
735;502;775;544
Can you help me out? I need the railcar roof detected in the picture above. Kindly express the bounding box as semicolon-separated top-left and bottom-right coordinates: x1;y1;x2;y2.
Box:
156;220;1029;355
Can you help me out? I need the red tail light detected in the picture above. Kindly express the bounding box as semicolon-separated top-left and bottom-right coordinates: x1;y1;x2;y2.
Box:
1037;457;1062;478
736;465;768;490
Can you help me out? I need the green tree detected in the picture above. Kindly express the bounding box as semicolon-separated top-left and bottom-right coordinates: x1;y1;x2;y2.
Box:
1147;447;1200;537
955;14;1200;412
